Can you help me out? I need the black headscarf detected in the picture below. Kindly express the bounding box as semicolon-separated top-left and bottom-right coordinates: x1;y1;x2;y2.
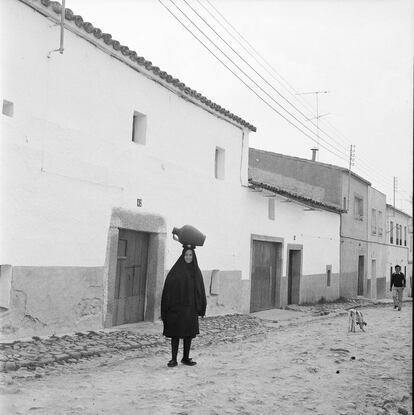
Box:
161;246;207;321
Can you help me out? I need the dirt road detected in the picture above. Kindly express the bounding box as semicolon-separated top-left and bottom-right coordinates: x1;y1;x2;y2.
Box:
1;305;412;415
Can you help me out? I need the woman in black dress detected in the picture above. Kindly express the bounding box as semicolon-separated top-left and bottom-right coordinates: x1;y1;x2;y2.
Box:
161;246;207;367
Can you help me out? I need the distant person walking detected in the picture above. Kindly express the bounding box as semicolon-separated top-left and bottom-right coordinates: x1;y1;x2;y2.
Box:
390;265;406;311
161;246;207;367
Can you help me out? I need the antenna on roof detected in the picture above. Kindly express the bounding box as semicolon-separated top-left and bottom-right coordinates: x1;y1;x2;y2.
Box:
47;0;66;58
296;91;329;160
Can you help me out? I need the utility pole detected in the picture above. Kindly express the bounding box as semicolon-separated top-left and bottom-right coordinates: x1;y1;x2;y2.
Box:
296;91;329;160
347;144;356;212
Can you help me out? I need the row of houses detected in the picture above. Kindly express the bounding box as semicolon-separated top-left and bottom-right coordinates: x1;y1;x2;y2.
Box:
249;150;413;300
0;0;412;339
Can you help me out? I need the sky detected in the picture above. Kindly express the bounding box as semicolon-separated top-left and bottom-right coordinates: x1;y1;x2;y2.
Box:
67;0;413;213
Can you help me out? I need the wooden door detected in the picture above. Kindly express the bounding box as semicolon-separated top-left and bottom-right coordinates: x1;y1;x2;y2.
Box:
113;229;149;325
250;240;277;312
357;255;364;296
288;250;301;305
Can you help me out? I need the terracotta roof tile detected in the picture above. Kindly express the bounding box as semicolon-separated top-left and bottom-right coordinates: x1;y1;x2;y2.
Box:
248;179;344;214
27;0;256;132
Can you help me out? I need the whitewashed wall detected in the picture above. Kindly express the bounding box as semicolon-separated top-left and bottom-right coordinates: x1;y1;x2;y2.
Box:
0;0;341;337
1;0;250;271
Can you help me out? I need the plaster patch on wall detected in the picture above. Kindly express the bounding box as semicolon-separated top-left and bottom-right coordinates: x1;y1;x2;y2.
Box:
76;298;102;318
0;265;12;309
1;266;105;340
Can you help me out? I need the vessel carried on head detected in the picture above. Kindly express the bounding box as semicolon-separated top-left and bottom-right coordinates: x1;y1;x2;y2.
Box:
172;225;206;247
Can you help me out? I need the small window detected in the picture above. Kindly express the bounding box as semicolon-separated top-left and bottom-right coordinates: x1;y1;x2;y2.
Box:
390;221;394;244
396;224;400;245
371;209;377;235
2;100;14;117
354;196;363;220
132;111;147;144
404;226;407;246
326;265;332;287
214;147;225;179
268;198;275;220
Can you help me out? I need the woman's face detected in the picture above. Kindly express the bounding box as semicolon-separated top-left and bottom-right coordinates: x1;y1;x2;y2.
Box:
184;250;193;264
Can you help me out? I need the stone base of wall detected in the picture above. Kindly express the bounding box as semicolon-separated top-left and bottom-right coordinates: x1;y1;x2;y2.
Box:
201;270;248;316
339;271;358;298
0;266;105;341
298;273;340;304
367;279;372;299
376;277;386;299
1;266;249;340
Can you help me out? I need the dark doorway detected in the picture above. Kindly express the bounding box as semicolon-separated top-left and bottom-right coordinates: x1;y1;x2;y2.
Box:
250;240;282;312
357;255;365;296
288;249;302;305
113;229;149;325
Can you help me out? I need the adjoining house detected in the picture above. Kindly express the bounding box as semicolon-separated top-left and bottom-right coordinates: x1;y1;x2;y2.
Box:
386;205;413;297
247;163;343;308
1;0;341;339
249;148;408;300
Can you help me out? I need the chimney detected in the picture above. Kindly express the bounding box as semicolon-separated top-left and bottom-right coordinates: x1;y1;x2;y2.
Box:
311;148;318;161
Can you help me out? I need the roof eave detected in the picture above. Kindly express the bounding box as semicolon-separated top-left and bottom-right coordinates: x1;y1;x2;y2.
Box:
248;179;344;214
19;0;257;132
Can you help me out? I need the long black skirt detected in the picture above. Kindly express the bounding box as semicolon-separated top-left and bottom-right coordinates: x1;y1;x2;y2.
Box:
163;305;199;338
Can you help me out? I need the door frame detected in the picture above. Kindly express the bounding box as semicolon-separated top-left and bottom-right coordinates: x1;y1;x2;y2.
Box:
357;255;365;296
103;207;167;327
250;235;284;311
286;244;303;305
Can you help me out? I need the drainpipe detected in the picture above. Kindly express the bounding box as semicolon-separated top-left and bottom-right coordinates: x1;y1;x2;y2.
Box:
47;0;66;57
58;0;65;54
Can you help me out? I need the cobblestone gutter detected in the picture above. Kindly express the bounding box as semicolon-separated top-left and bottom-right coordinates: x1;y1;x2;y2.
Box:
0;314;267;373
1;298;411;374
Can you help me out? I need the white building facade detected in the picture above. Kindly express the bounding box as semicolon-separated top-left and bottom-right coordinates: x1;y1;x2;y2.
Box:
0;0;340;339
386;205;412;297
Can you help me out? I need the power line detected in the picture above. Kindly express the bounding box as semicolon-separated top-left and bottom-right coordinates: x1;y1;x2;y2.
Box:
161;0;350;163
203;0;398;188
162;0;408;199
197;0;355;156
158;0;350;163
183;0;348;156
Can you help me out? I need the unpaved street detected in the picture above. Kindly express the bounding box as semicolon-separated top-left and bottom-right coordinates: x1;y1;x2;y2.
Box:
1;305;412;415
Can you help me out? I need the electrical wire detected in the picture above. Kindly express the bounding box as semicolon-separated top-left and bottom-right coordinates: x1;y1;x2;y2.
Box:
161;0;350;163
202;0;405;189
161;0;411;206
183;0;353;156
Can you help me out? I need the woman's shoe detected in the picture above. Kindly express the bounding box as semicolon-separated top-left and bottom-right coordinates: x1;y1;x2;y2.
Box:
167;360;178;367
181;358;197;366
